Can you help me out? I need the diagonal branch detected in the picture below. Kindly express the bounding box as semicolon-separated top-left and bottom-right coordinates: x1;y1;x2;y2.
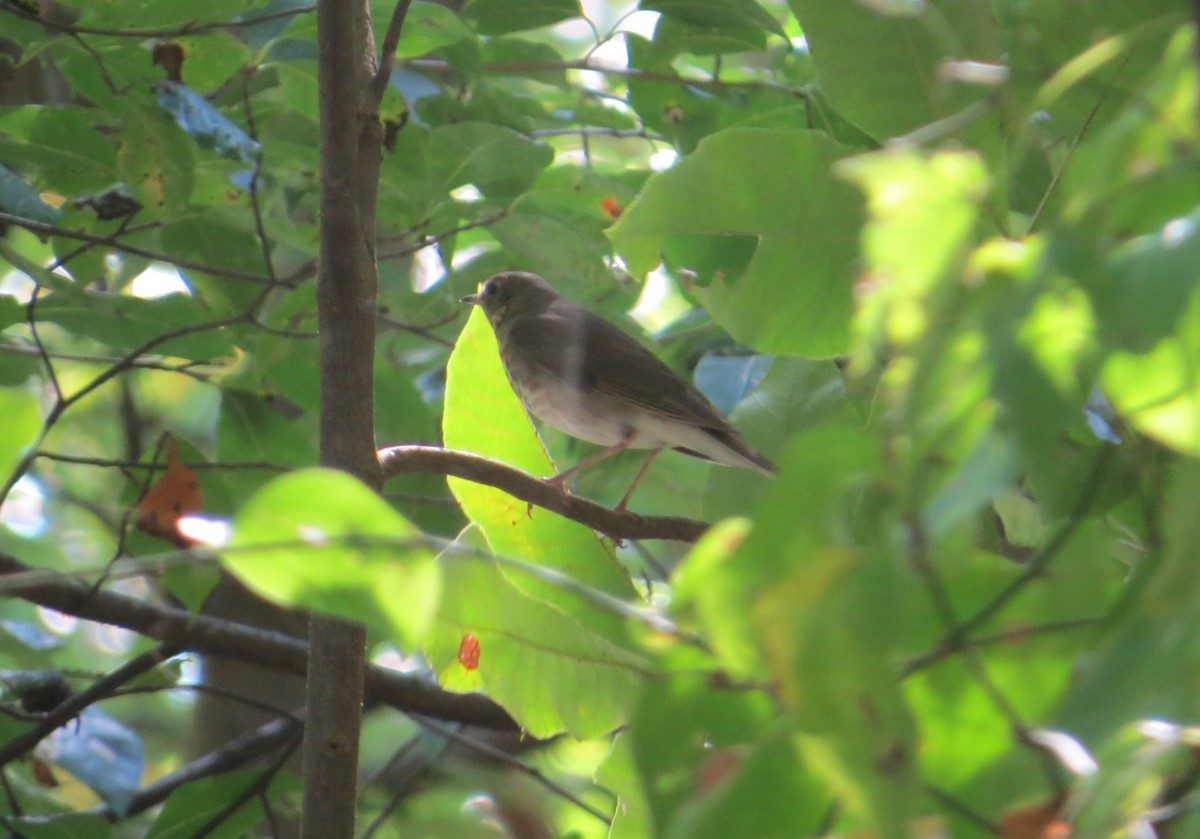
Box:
0;643;179;768
0;551;516;730
106;715;302;819
378;445;711;543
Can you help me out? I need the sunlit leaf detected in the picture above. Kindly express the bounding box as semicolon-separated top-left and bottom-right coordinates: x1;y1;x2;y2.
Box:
225;468;440;647
427;530;647;738
609;128;864;357
0;387;40;490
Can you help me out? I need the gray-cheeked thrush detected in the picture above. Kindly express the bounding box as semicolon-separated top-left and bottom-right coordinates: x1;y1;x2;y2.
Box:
462;271;775;509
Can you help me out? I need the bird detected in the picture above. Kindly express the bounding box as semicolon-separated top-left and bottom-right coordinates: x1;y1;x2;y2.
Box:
461;271;775;510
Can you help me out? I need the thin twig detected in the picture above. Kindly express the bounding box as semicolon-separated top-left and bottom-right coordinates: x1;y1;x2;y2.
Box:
0;344;219;380
0;3;315;39
0;212;282;286
905;516;1067;794
359;732;451;839
371;0;415;105
909;447;1115;671
0;643;179;768
89;433;169;594
119;681;302;722
35;451;289;471
413;714;613;826
528;126;665;141
376;208;510;261
1026;59;1125;234
189;728;301;839
376;310;455;347
65;31;127;94
112;716;303;820
409;58;813;100
24;276;62;405
239;71;277;287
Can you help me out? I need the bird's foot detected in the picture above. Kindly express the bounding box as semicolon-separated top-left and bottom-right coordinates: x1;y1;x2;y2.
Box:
543;474;571;495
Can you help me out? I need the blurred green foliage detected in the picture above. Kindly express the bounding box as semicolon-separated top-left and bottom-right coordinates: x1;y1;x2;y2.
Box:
0;0;1198;836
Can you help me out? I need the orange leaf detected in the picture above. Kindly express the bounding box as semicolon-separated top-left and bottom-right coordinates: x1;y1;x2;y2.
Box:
31;757;58;788
136;442;203;547
458;633;481;670
695;747;743;793
1000;800;1065;839
600;196;624;220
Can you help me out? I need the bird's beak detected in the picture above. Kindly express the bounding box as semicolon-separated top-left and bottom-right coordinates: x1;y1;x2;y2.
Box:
461;293;481;305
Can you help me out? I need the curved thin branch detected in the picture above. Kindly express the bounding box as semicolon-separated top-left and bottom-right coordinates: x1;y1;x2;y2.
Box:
409;58;812;99
371;0;415;105
0;343;221;381
0;552;516;730
0;3;315;39
0;643;179;768
0;212;282;287
115;716;301;819
378;445;710;543
36;452;290;471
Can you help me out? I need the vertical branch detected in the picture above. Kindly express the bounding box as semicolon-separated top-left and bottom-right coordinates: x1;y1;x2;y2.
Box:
316;0;381;485
304;0;395;834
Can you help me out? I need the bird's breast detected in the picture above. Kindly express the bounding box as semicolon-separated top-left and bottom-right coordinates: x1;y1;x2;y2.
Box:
499;344;635;447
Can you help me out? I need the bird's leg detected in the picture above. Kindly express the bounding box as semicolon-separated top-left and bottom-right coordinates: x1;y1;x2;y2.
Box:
616;449;662;511
545;433;636;494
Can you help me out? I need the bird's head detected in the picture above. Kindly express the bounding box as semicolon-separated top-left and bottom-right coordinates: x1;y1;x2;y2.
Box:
461;271;561;329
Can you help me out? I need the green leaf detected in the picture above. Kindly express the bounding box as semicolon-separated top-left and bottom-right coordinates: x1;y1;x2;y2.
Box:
679;425;920;836
644;0;787;39
1065;721;1189;836
145;769;269;839
705;357;848;520
159;214;270;287
34;292;233;358
428;531;648;738
440;308;645;733
273;59;320;121
225;468;441;647
427;121;553;199
463;0;581;35
1054;462;1200;738
117;107;196;216
787;0;998;140
0;166;62;226
629;670;820;838
3;814;111;839
839;148;988;347
1091;210;1200;353
392;1;473;57
609;128;864;357
0;387;41;486
15;106;119;194
77;0;271;28
1102;291;1200;457
169;32;253;91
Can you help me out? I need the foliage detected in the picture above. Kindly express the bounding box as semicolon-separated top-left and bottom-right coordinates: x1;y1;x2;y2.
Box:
0;0;1198;836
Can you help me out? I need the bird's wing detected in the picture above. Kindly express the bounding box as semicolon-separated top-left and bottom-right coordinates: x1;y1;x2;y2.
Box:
509;306;732;430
